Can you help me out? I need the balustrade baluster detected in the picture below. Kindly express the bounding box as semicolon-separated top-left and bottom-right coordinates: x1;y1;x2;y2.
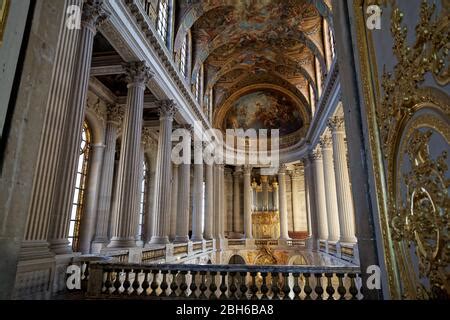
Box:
229;272;238;299
314;273;324;300
113;269;122;294
131;269;140;295
169;270;179;297
303;273;312;300
336;273;346;300
348;273;358;300
142;270;150;296
292;273;301;300
150;270;159;296
123;269;131;295
250;272;258;300
104;269;112;294
199;271;208;299
179;271;188;298
325;273;335;300
282;273;291;300
189;271;198;299
271;272;280;300
209;271;217;300
239;272;248;300
160;270;169;297
219;272;228;299
260;272;269;300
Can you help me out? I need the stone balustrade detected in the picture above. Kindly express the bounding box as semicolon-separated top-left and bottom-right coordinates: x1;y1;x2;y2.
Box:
84;262;362;300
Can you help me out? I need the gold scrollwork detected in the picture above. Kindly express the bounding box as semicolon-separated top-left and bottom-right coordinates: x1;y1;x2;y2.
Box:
392;129;449;299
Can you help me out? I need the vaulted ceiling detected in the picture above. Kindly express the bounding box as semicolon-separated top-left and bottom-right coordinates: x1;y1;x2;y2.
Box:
174;0;332;138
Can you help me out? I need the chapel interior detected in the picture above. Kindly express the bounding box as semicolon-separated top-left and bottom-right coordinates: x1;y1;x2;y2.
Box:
0;0;448;300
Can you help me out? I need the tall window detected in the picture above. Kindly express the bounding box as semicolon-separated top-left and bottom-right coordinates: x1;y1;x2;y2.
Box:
179;35;187;78
69;122;91;251
137;161;147;240
329;27;336;59
194;67;201;103
157;0;169;43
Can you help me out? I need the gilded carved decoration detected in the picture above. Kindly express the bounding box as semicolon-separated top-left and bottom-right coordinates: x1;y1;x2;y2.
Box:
374;1;450;299
392;129;449;299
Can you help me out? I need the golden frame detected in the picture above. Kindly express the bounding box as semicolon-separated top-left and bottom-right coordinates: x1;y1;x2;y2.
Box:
0;0;10;46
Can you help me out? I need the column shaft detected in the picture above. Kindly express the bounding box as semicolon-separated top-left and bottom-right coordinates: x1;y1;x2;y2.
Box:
311;149;329;240
321;135;341;242
243;167;252;239
48;2;109;253
109;62;150;248
232;169;241;234
150;101;177;245
329;116;357;243
191;163;204;241
278;166;290;240
174;163;190;243
204;164;214;239
169;164;179;241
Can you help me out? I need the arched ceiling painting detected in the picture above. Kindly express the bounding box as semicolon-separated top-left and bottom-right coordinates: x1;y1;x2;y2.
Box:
175;0;331;140
223;89;304;136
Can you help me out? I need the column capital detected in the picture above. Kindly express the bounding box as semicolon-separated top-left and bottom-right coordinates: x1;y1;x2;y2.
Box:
278;164;287;174
328;115;345;133
243;165;252;175
310;147;323;161
107;104;124;125
272;181;279;189
158;100;178;119
124;61;153;88
319;134;333;150
233;166;243;176
81;0;110;33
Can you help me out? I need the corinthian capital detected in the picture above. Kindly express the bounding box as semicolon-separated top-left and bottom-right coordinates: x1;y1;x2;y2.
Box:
82;0;110;32
107;104;124;125
328;115;345;132
319;134;333;149
310;147;322;161
142;127;156;149
158;100;178;119
124;61;153;87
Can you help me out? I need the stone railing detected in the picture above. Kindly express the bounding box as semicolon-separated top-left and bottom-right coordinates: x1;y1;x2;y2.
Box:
85;263;363;300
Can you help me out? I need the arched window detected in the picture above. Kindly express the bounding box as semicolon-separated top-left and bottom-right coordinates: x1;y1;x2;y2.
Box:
137;161;147;240
69;121;91;251
179;34;187;78
157;0;169;44
194;65;202;103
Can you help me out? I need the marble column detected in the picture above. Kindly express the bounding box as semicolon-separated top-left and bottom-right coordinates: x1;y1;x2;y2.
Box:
169;163;179;241
243;166;253;239
232;167;242;234
329;114;357;243
144;142;158;243
272;181;279;211
320;133;341;242
108;62;151;248
278;165;290;240
78;143;104;253
92;107;123;250
311;148;329;240
315;58;322;98
149;101;178;245
48;1;109;254
191;156;204;241
175;161;191;243
261;176;269;211
290;169;304;233
204;164;214;240
218;165;225;239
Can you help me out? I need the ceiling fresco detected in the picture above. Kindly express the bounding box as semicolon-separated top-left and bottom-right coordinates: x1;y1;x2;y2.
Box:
223;90;304;136
175;0;331;143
